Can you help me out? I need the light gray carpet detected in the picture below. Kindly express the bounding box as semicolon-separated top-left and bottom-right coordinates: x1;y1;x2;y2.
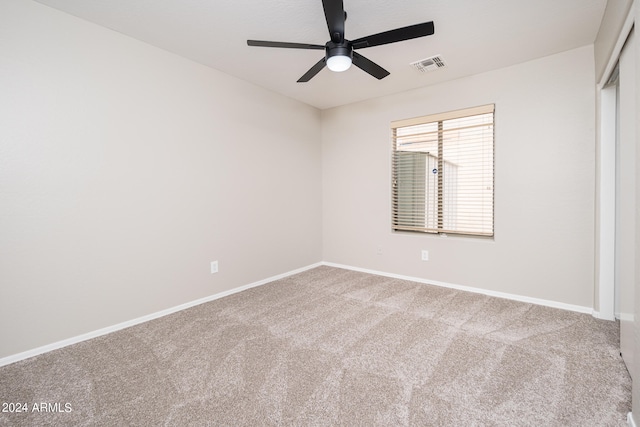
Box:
0;266;632;426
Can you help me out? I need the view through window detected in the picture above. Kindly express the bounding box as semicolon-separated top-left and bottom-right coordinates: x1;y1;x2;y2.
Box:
391;105;494;236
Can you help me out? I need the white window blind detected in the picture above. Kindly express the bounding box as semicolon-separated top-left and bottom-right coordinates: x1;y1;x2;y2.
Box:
391;104;494;237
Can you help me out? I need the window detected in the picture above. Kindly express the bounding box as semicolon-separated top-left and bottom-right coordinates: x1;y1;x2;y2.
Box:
391;104;494;237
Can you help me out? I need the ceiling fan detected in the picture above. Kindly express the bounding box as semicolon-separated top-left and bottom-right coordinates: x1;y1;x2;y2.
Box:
247;0;435;82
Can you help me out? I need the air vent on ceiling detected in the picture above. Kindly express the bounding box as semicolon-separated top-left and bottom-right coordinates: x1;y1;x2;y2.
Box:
411;55;446;73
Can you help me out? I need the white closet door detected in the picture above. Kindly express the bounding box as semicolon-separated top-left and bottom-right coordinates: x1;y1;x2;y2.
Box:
617;28;636;375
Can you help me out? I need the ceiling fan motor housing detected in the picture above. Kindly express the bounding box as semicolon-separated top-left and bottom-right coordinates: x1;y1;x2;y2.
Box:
326;41;352;60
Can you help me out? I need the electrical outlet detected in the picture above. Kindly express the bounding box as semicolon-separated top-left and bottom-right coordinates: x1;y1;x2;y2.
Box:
421;250;429;261
211;261;219;274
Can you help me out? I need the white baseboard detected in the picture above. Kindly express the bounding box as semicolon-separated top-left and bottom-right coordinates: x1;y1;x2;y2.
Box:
0;260;599;367
0;262;322;368
592;310;616;321
322;262;594;316
629;412;637;427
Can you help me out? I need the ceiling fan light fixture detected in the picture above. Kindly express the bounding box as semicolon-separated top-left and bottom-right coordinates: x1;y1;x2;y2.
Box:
327;54;352;72
325;42;353;73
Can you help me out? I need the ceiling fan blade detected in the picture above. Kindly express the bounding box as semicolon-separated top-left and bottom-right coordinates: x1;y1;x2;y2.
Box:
352;51;390;80
297;57;327;82
247;40;325;50
351;21;434;49
322;0;345;43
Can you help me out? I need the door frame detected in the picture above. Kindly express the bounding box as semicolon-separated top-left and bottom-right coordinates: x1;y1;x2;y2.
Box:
596;10;635;321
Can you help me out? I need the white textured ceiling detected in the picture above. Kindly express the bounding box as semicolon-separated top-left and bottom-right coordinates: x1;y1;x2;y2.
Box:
34;0;607;109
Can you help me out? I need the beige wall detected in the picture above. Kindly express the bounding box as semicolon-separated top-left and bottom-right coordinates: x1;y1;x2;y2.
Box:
322;46;596;308
0;0;322;359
